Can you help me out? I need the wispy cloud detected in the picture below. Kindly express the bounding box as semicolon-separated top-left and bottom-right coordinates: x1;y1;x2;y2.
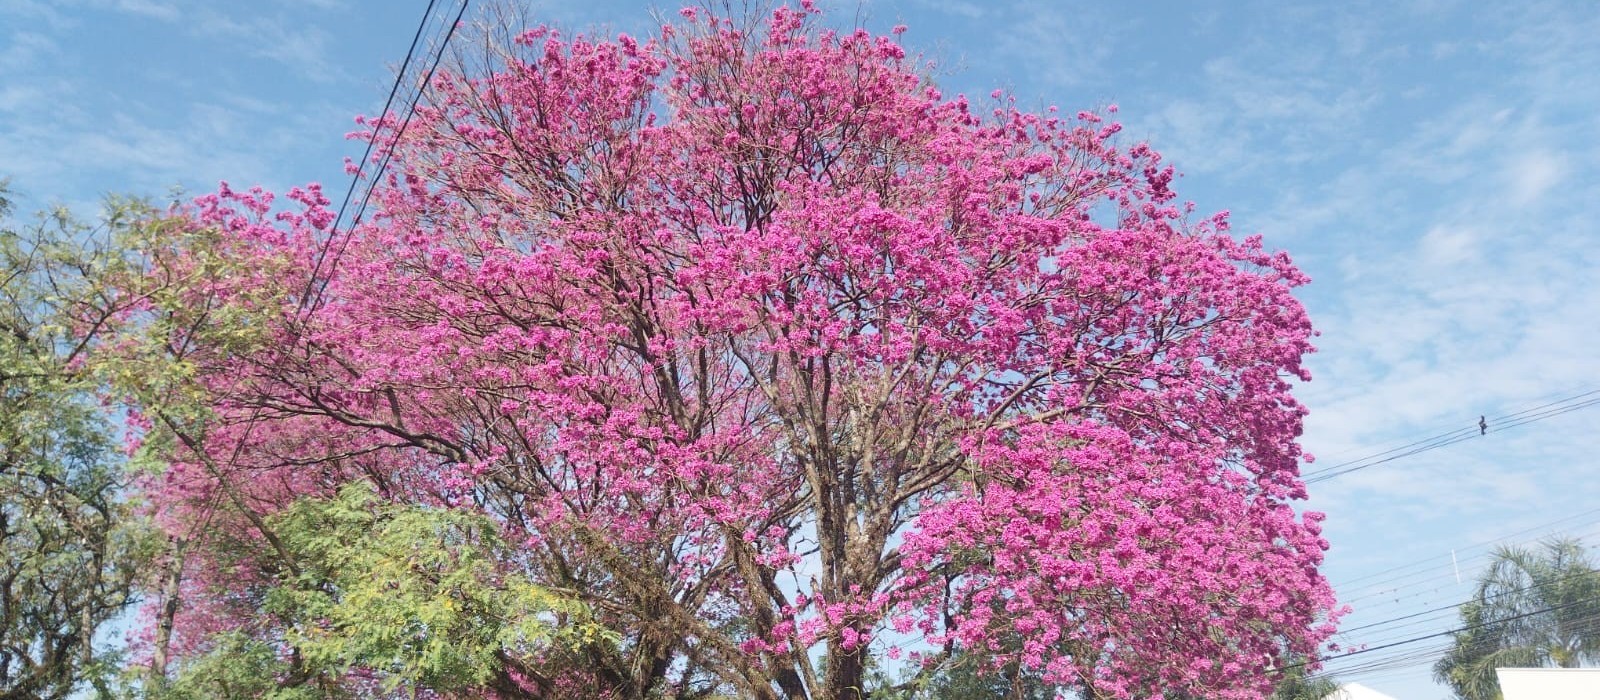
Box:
908;0;985;19
0;0;74;29
1138;44;1377;178
1506;149;1566;204
102;0;178;21
189;8;347;83
989;0;1122;90
0;30;57;70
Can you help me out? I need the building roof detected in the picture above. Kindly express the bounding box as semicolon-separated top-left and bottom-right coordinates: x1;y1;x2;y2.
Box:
1496;667;1600;699
1331;682;1401;700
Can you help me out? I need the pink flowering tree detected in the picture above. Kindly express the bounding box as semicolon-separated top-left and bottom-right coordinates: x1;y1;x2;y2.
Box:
116;4;1338;699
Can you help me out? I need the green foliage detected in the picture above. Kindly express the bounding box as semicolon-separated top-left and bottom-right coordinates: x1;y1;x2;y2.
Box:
914;657;1052;700
1268;659;1339;700
154;633;330;700
1433;538;1600;700
84;211;286;430
208;483;608;694
861;644;1053;700
0;185;159;699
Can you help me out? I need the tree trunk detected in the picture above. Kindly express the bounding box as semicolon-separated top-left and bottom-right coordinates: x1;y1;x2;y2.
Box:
824;646;867;700
149;536;186;681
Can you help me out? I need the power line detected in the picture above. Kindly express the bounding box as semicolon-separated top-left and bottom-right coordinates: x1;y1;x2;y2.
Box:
307;0;471;317
1335;521;1600;611
1305;390;1600;483
1304;428;1473;480
1302;389;1600;485
313;0;441;300
134;3;460;633
1335;557;1600;650
1280;546;1600;686
1328;521;1600;646
1305;388;1593;469
1314;608;1600;684
1302;388;1600;479
174;1;470;555
347;0;469;233
1279;590;1600;678
1333;506;1600;590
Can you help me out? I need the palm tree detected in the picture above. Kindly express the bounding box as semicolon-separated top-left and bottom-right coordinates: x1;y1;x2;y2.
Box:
1433;537;1600;700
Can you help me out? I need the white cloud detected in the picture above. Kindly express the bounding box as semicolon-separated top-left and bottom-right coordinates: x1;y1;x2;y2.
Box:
0;30;56;70
1149;99;1247;175
909;0;984;18
190;9;346;83
1506;150;1566;204
1416;224;1481;267
0;0;74;29
1131;32;1378;179
0;83;44;112
990;0;1119;89
104;0;178;21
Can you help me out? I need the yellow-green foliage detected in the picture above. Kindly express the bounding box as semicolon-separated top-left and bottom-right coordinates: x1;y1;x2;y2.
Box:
0;187;160;700
155;633;328;700
262;483;609;693
88;209;287;427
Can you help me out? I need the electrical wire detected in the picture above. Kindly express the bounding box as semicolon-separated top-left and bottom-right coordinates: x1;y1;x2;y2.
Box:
1336;569;1600;658
1279;591;1600;677
178;1;471;542
306;0;471;316
1338;526;1600;612
1302;388;1600;478
1330;521;1600;645
310;0;441;310
1303;389;1600;485
1333;506;1600;590
1297;569;1600;689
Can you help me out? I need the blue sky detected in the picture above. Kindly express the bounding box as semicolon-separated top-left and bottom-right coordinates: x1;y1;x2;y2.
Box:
4;1;1599;697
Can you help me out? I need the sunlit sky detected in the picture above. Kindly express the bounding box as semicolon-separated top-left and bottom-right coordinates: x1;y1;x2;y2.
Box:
4;1;1599;698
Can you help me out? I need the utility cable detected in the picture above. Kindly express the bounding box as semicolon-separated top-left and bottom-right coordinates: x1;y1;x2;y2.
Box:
306;0;441;319
1304;390;1600;485
1333;506;1600;590
1302;388;1600;483
307;0;471;316
1278;591;1600;677
1336;519;1600;611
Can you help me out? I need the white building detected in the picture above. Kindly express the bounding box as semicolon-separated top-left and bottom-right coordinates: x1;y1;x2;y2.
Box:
1329;682;1400;700
1495;667;1600;699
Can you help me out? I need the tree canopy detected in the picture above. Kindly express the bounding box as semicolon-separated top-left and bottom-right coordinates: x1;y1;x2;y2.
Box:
0;189;156;699
1434;538;1600;700
71;4;1338;699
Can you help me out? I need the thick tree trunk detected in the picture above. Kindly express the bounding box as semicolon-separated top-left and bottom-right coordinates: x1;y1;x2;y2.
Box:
149;536;186;681
824;646;867;700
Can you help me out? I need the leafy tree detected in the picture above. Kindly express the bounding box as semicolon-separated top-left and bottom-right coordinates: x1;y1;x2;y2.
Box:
109;4;1338;699
150;484;606;698
906;654;1051;700
0;187;157;699
1433;537;1600;700
1267;659;1338;700
153;632;328;700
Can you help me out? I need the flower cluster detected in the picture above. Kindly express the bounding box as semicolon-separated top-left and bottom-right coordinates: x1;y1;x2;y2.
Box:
121;4;1337;697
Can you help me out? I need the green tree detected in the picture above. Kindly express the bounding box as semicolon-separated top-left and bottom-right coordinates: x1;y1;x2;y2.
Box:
913;655;1051;700
1268;659;1338;700
153;632;328;700
154;483;610;698
0;186;157;699
1433;537;1600;700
